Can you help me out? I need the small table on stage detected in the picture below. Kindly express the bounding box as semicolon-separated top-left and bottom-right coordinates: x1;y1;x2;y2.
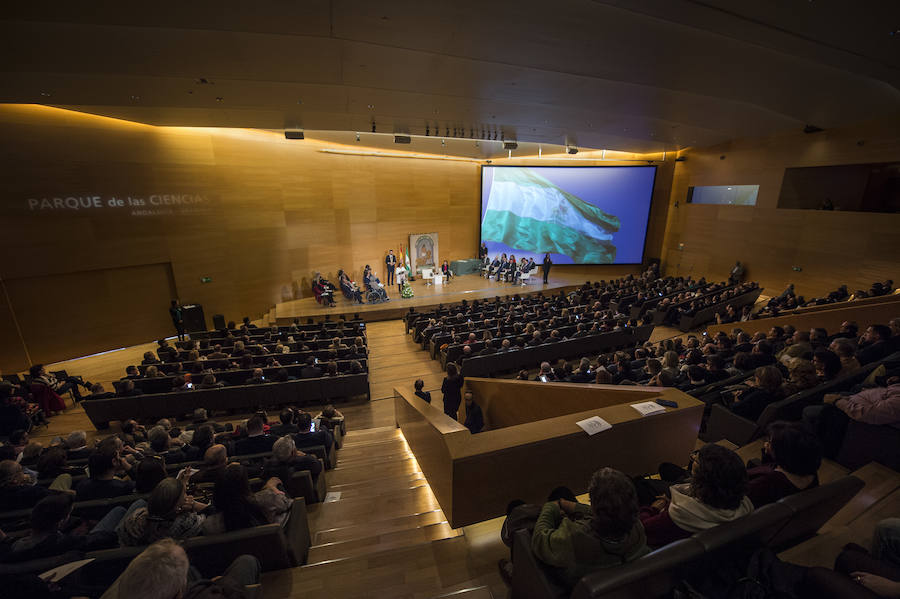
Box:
432;273;444;286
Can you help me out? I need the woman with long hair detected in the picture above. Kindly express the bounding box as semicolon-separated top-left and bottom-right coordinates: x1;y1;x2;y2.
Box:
203;463;291;534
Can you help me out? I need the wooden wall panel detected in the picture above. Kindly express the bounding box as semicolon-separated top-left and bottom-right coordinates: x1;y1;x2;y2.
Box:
4;263;177;367
661;116;900;297
0;105;674;369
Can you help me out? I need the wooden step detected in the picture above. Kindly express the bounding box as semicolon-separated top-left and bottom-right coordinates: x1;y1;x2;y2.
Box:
308;483;441;530
327;456;421;486
330;476;429;501
820;462;900;532
307;521;461;564
314;509;446;544
432;585;495;599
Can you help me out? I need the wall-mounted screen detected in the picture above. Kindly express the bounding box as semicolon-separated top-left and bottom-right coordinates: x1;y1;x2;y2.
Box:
687;185;759;206
480;166;656;265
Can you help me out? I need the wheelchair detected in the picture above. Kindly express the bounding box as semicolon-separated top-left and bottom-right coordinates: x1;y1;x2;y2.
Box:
365;282;389;304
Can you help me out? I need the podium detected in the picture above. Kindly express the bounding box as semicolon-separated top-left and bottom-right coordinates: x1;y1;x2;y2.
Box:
181;304;207;333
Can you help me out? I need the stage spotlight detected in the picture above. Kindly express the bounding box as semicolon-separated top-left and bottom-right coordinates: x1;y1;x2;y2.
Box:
566;146;578;154
372;122;376;133
356;133;360;142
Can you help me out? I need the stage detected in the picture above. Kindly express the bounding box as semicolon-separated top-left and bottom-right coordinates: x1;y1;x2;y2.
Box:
274;272;589;324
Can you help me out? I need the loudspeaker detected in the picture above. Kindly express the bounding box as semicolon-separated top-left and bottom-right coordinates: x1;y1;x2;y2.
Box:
284;131;304;139
394;135;411;144
213;314;226;330
503;141;518;150
181;304;207;333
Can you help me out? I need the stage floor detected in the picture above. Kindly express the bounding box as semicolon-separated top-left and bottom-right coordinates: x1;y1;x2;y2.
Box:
274;272;588;323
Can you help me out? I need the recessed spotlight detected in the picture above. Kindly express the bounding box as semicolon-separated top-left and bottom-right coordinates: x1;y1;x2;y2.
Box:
130;95;141;101
39;91;51;97
356;133;360;142
367;104;374;109
215;97;224;102
297;99;303;104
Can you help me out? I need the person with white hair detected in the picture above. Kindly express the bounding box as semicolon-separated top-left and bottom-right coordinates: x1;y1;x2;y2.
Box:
65;430;93;460
100;538;261;599
264;435;323;479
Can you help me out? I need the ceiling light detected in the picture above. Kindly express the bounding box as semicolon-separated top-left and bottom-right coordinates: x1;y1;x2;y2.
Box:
39;91;51;97
215;97;224;102
130;95;140;101
367;104;374;109
356;133;360;142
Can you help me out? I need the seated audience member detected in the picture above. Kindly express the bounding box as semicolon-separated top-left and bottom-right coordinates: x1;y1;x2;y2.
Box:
117;378;143;397
75;450;135;501
502;468;649;589
141;351;160;365
293;411;334;453
805;376;900;458
746;421;821;507
84;382;116;400
0;459;72;510
857;324;893;365
300;357;323;379
567;358;594;383
414;378;432;403
595;368;614;384
147;425;187;463
171;375;192;392
812;348;842;381
315;404;345;434
704;354;730;382
264;435;323;480
184;424;215;461
780;359;819;396
533;362;557;382
29;363;91;403
233;415;276;455
121;365;141;380
122;419;147;445
729;365;784;422
65;430;93;460
639;444;751;548
678;365;707;391
244;367;267;385
190;444;229;485
269;409;300;436
196;373;225;389
102;538;261;599
203;463;292;535
36;446;84;480
5;494;121;562
133;456;168;494
119;476;209;546
830;338;861;375
463;391;484;434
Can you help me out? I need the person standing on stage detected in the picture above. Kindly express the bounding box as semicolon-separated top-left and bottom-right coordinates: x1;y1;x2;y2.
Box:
542;253;553;284
396;263;407;295
170;299;186;341
385;250;397;286
479;242;488;260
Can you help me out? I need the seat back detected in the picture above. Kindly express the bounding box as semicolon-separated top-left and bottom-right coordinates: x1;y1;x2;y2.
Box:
766;475;864;551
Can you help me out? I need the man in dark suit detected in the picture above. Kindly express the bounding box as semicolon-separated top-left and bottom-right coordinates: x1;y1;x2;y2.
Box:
169;300;185;341
121;366;141;380
207;344;229;360
300;357;323;379
463;392;484;434
478;340;499;356
156;339;176;362
385;250;397;286
293;412;335;453
527;331;543;346
414;379;431;403
233;415;276;455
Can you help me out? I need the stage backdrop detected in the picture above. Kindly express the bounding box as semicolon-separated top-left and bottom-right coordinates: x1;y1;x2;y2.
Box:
410;233;439;274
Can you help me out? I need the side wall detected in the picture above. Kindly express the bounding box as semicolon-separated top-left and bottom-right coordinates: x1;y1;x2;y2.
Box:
661;116;900;298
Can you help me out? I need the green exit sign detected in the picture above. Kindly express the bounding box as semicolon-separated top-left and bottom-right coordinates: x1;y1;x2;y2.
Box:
200;276;213;283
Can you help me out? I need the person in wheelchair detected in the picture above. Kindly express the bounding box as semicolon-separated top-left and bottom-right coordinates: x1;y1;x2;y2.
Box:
338;270;364;304
363;265;389;302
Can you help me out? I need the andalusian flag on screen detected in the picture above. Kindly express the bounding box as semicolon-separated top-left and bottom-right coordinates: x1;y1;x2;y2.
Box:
482;168;620;263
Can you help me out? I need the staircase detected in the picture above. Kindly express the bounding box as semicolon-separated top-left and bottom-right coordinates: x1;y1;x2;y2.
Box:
261;426;507;598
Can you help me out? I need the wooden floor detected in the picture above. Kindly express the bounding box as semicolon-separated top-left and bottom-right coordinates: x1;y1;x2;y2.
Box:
274;272;586;323
17;312;900;598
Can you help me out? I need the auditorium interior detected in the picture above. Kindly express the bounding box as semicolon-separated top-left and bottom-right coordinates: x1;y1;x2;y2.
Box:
1;3;899;599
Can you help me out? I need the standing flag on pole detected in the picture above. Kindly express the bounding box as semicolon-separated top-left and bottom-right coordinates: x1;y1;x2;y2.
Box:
404;245;412;275
481;167;620;264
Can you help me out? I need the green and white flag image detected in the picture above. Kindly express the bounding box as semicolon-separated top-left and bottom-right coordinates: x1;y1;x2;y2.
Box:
482;168;620;264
